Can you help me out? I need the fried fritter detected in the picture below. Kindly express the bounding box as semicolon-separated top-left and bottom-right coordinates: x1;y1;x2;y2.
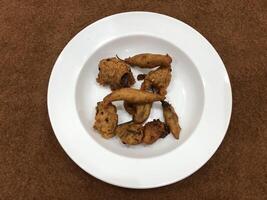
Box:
124;100;152;123
133;103;152;123
124;89;153;123
141;66;172;96
124;102;152;124
162;101;181;139
143;119;170;144
123;101;136;115
97;57;135;90
114;121;144;145
132;67;172;122
124;53;172;68
103;88;165;105
93;101;118;139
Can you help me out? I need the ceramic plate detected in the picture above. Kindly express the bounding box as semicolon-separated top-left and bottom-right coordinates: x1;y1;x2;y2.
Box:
48;12;232;188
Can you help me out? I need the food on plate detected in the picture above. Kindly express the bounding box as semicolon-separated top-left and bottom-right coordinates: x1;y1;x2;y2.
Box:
133;79;153;123
130;73;154;123
162;101;181;139
141;66;172;96
97;57;135;90
133;103;152;123
93;101;118;139
143;119;170;144
103;88;165;105
132;66;172;122
123;101;152;123
124;100;152;124
123;101;136;115
115;121;144;145
123;53;172;68
137;74;146;80
93;53;181;146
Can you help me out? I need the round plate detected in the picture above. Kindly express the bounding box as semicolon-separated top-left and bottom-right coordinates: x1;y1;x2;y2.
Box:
48;12;232;189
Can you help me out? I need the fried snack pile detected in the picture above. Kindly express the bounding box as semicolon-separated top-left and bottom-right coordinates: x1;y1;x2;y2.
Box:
124;53;172;68
103;88;165;105
115;122;144;145
93;53;181;145
141;66;172;96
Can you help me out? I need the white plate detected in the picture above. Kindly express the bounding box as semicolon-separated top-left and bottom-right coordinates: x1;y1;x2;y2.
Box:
48;12;232;189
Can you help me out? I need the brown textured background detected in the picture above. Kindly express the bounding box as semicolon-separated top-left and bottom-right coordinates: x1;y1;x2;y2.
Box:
1;0;266;199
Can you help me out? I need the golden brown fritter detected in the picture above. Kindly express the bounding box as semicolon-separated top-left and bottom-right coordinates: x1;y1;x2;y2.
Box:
131;66;172;122
131;76;154;123
124;53;172;68
114;122;144;145
103;88;165;106
124;102;152;124
143;119;170;144
162;101;181;139
97;57;135;90
123;101;136;115
133;103;152;123
141;66;172;96
124;101;152;123
93;101;118;139
130;77;153;123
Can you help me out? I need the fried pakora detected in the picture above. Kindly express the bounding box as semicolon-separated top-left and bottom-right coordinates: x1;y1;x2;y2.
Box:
162;101;181;139
124;102;152;124
114;121;144;145
103;88;165;105
93;101;118;139
133;103;152;123
97;57;135;90
124;53;172;68
123;88;153;123
143;119;170;144
141;66;172;96
131;67;172;122
93;53;182;146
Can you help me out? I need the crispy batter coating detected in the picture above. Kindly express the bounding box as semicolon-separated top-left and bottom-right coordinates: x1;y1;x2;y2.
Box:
115;122;144;145
131;66;172;122
124;102;152;124
103;88;165;105
97;57;135;90
133;103;152;123
124;100;152;123
123;101;136;115
93;101;118;139
162;101;181;139
132;76;154;123
124;53;172;68
143;119;170;144
141;66;172;96
125;77;154;123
